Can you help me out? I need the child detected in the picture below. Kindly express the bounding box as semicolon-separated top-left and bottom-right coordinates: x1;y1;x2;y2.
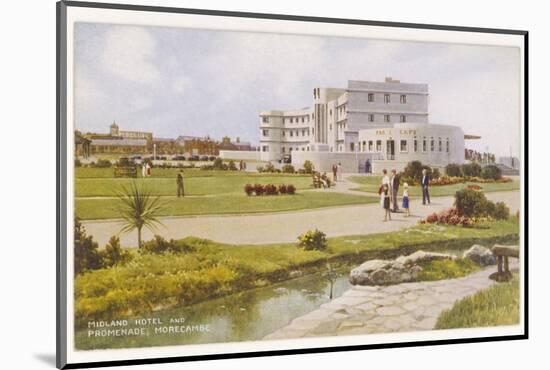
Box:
381;184;391;221
402;183;410;217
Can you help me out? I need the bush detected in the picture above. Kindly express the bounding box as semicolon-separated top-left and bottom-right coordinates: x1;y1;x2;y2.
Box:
75;158;82;167
244;184;254;196
264;162;276;173
297;229;328;251
462;162;482;177
141;235;194;255
282;164;295;174
493;202;510;220
212;157;224;170
256;165;264;173
264;184;279;195
287;184;296;195
97;158;113;168
74;218;103;275
278;184;288;194
454;189;488;217
445;163;463;177
431;168;441;180
481;165;502;180
402;161;424;183
303;160;314;174
101;236;131;268
228;160;238;171
423;208;471;226
253;183;265;196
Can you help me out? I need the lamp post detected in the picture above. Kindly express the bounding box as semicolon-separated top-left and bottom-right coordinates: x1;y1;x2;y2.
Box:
153;143;157;161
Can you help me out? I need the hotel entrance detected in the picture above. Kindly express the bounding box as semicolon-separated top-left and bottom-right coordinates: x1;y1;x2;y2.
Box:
386;139;395;160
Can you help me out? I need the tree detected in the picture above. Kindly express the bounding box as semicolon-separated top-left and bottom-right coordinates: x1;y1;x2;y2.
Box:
74;217;102;274
116;181;165;248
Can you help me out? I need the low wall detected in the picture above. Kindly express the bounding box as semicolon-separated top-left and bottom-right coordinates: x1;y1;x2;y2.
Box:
291;151;381;173
219;150;261;161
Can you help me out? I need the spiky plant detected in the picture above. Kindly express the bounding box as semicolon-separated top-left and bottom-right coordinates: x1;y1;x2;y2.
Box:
116;181;165;248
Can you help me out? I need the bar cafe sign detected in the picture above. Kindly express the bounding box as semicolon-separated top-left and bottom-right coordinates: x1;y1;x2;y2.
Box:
375;129;417;136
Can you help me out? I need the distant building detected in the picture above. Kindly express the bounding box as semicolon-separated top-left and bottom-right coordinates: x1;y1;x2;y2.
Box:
83;122;152;154
74;132;91;158
498;156;520;170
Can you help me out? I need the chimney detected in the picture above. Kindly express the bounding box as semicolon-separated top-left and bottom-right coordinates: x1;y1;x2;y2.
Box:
385;76;400;83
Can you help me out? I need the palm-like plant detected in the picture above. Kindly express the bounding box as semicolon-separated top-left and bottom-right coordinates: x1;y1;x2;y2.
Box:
116;181;165;248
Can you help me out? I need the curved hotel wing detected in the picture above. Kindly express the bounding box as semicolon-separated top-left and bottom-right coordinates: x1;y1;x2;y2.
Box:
258;78;465;173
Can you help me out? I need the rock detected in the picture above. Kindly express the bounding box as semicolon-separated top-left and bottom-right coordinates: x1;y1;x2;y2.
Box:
289;270;303;278
349;250;455;286
463;245;496;266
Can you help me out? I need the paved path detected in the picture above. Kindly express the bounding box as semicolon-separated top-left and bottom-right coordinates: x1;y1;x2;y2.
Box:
264;260;519;340
82;190;520;248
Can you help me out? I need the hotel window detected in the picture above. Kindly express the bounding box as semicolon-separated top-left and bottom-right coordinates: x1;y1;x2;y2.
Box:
376;140;382;152
368;140;373;151
362;141;366;152
290;131;294;137
368;114;374;122
350;142;355;152
423;137;427;152
282;147;286;153
262;145;269;152
400;95;407;104
414;137;418;152
302;129;306;136
384;115;391;123
290;118;293;123
262;116;269;123
330;109;332;116
438;138;442;152
368;93;375;102
262;129;269;137
307;146;310;151
282;130;285;137
400;140;408;152
384;94;391;103
302;117;305;123
302;147;305;151
400;115;406;123
446;139;450;153
430;137;435;152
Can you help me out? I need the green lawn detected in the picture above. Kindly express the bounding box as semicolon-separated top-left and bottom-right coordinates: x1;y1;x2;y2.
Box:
348;175;520;197
75;220;519;327
76;192;378;220
435;274;520;329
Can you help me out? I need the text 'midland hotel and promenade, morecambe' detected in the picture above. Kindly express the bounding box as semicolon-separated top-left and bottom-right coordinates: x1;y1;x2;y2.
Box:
222;77;480;173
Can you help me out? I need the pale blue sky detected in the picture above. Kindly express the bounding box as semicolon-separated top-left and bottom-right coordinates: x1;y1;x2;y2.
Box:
74;23;521;156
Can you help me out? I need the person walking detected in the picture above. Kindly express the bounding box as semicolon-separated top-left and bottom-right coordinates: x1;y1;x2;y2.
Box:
381;184;391;221
421;169;431;205
365;159;371;174
177;170;185;197
146;162;152;177
332;164;337;182
402;183;410;217
390;169;400;212
337;162;343;181
381;169;390;187
141;163;146;178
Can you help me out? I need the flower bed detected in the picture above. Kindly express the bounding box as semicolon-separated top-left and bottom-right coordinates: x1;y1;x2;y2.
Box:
244;183;296;196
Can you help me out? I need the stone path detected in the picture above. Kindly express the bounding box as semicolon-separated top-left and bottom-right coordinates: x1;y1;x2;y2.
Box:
264;260;518;340
83;190;520;248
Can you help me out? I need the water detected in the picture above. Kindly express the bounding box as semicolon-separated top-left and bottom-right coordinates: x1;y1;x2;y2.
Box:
75;272;351;350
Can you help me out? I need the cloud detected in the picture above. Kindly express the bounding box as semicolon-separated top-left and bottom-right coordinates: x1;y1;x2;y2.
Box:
172;76;192;94
100;26;160;84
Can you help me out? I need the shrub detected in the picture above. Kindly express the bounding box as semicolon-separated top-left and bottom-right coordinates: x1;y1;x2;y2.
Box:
287;184;296;195
264;162;276;173
212;157;224;170
423;208;471;226
228;160;238;171
454;189;488;217
101;236;131;268
445;163;463;177
278;184;288;194
75;158;82;167
402;161;424;183
244;184;254;196
97;158;113;168
253;183;265;196
493;202;510;220
467;184;483;190
303;160;314;174
141;235;194;255
201;164;214;170
297;229;328;251
74;218;103;274
481;165;502;180
431;167;441;180
264;184;279;195
462;162;482;177
256;165;264;173
282;164;295;174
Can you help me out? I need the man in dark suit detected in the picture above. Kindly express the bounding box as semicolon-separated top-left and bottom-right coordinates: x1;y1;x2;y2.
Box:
421;169;430;205
390;169;400;212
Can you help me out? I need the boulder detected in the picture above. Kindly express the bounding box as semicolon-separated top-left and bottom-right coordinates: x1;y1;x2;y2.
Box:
349;250;455;286
463;245;496;266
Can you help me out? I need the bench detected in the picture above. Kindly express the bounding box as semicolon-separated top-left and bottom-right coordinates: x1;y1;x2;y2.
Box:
312;172;332;189
489;244;519;282
114;166;138;178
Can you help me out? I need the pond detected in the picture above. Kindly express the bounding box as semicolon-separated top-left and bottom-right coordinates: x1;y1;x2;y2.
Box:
75;271;351;350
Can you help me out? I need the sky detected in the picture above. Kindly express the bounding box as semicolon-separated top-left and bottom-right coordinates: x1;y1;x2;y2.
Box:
74;23;521;156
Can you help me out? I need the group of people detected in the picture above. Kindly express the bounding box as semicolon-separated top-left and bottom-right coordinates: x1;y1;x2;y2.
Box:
141;162;152;177
379;168;431;221
331;163;343;182
314;171;332;189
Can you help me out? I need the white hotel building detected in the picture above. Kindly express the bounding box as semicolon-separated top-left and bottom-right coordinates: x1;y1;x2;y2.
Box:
257;78;470;173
